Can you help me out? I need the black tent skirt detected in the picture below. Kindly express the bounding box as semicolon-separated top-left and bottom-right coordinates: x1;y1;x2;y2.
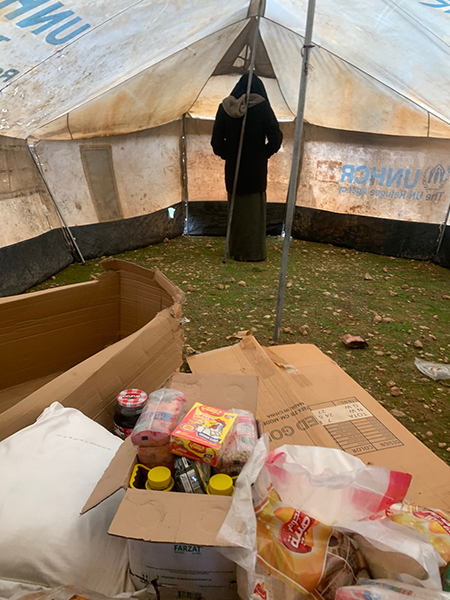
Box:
228;192;266;262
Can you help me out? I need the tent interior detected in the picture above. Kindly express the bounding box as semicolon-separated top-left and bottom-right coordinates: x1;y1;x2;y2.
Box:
1;0;450;296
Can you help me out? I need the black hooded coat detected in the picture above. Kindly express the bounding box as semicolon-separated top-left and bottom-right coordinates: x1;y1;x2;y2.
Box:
211;74;283;194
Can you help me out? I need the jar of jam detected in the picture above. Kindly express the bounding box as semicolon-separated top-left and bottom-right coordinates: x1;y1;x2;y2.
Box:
113;389;148;439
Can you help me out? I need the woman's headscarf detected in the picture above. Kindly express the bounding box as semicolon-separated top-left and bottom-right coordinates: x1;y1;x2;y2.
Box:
230;73;269;103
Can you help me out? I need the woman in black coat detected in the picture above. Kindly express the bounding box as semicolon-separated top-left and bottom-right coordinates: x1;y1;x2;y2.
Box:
211;73;283;261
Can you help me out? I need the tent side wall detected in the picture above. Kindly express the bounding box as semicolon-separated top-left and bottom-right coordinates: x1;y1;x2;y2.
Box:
0;123;185;297
0;136;74;297
186;121;450;267
34;121;184;261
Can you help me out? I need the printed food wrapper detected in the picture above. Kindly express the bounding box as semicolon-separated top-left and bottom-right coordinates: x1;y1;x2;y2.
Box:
170;403;237;466
254;487;368;600
215;439;443;599
387;503;450;564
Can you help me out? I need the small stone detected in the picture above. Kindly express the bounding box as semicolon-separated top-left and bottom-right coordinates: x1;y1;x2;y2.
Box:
282;327;294;334
391;409;406;418
426;431;433;437
386;380;396;388
216;283;225;290
264;314;271;319
205;243;213;248
51;275;56;280
185;346;196;356
390;355;398;360
420;325;430;330
299;324;309;336
229;277;235;283
323;291;331;296
414;340;423;349
382;317;394;323
238;280;246;287
433;315;439;320
423;404;430;409
443;295;450;300
364;273;373;280
389;291;398;297
375;350;384;356
438;442;447;448
402;284;409;290
373;315;382;324
390;386;402;397
383;267;389;273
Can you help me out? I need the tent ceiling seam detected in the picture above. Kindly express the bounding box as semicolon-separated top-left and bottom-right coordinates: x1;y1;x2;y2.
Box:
263;15;450;128
29;18;249;136
0;0;148;94
390;0;450;50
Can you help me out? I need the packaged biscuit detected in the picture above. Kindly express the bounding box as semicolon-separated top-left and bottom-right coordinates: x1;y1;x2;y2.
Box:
170;403;237;466
386;503;450;564
255;487;367;600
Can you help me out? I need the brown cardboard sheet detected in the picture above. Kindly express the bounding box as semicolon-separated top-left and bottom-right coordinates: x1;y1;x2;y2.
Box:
188;336;450;510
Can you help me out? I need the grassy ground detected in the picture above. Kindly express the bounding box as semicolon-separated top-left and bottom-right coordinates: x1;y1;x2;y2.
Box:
30;236;450;463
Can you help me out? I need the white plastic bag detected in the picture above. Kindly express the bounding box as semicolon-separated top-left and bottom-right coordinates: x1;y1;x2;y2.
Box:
217;441;443;600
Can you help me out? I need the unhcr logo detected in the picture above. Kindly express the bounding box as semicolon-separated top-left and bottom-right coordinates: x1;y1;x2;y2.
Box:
338;163;450;202
422;164;450;191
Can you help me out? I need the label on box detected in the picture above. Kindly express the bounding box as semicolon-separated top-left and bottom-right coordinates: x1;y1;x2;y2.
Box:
313;398;403;456
129;540;237;600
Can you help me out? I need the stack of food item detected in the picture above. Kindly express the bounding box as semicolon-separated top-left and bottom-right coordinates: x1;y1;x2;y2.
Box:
113;387;258;496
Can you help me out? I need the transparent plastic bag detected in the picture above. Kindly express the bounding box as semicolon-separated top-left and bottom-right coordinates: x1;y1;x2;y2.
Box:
414;358;450;381
216;408;258;476
336;580;450;599
131;388;186;447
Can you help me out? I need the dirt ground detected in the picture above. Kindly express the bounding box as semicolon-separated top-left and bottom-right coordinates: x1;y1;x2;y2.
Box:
30;235;450;464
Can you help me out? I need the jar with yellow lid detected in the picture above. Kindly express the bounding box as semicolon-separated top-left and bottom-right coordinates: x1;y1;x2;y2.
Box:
207;473;234;496
146;466;174;492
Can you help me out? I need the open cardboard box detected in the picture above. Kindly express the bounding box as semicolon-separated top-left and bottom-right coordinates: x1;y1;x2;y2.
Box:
83;372;259;599
0;259;185;440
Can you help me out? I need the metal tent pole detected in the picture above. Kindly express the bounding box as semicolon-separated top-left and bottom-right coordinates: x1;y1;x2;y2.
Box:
28;143;85;264
434;196;450;259
181;114;190;235
273;0;316;342
222;0;264;264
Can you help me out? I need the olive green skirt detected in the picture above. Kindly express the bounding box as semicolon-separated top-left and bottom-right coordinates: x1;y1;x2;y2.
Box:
228;192;266;262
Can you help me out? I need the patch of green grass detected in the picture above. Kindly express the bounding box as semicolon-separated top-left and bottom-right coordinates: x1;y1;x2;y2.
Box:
29;236;450;463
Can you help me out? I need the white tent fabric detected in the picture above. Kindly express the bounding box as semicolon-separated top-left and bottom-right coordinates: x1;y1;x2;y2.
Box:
1;0;450;139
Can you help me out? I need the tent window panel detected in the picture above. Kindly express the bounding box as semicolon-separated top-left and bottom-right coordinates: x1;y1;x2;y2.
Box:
0;144;46;200
80;145;123;222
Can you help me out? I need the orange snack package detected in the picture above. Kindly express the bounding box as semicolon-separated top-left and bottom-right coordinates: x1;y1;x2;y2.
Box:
387;503;450;564
255;488;367;600
170;403;237;466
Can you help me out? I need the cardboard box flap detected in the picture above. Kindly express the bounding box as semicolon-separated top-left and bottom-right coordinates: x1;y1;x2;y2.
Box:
169;373;258;414
82;437;137;513
109;489;233;546
188;336;338;450
101;259;185;304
